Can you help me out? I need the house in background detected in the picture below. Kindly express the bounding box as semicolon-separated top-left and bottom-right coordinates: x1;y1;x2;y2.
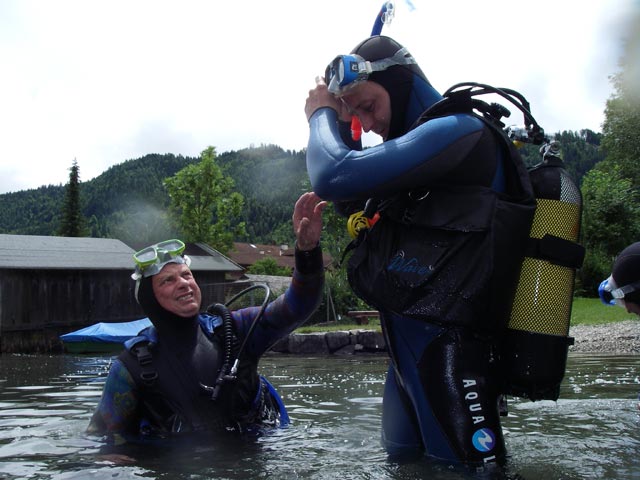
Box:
226;242;333;324
0;235;242;353
228;242;333;274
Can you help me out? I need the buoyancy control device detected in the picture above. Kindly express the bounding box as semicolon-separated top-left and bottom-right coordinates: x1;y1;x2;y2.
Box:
347;82;584;402
501;139;585;401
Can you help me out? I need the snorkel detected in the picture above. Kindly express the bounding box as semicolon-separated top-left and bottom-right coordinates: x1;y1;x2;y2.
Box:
371;1;395;36
348;1;396;142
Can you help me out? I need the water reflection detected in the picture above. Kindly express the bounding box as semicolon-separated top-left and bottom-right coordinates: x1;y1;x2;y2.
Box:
0;353;638;479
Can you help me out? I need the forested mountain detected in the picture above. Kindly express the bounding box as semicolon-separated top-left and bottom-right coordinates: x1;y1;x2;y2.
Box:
0;132;604;245
0;153;200;242
216;145;308;243
518;129;604;186
0;185;65;235
0;146;309;245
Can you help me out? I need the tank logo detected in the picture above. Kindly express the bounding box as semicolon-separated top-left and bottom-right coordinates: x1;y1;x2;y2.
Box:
472;428;496;452
386;251;433;278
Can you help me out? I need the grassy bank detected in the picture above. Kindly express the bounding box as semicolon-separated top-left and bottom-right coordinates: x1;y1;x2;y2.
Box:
570;297;635;325
296;297;637;333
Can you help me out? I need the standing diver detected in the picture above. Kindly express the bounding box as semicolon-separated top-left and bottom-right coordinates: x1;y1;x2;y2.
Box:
88;192;327;442
304;36;535;471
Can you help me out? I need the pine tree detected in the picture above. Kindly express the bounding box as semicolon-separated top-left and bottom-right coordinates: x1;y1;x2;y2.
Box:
58;159;87;237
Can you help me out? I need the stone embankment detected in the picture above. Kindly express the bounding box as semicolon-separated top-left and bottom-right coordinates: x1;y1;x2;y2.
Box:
270;329;386;355
268;320;640;355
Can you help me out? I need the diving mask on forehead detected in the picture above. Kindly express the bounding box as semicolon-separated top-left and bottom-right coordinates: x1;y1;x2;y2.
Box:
131;239;191;280
598;275;640;307
324;47;417;95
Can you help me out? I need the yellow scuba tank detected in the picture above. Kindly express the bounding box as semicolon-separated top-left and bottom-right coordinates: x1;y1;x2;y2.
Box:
502;141;585;401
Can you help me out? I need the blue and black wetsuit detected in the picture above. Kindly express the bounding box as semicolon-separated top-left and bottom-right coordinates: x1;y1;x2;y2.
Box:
307;36;533;468
88;246;324;441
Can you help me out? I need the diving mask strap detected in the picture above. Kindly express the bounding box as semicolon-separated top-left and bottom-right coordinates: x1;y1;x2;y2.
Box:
367;47;416;73
611;280;640;300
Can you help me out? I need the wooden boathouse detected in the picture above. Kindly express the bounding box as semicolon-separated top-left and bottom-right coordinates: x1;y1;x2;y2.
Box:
0;235;242;353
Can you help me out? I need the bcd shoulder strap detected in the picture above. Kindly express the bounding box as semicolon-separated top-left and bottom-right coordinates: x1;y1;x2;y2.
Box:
121;332;159;388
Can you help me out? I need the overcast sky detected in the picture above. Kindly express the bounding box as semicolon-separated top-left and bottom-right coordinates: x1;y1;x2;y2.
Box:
0;0;636;194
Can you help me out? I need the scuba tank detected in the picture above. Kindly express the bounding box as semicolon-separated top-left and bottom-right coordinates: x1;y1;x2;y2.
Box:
501;140;585;401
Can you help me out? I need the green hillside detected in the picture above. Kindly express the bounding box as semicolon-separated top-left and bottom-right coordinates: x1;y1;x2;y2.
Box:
0;145;309;246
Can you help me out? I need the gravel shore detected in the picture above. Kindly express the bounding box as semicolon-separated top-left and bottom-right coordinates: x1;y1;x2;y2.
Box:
569;319;640;354
282;321;640;356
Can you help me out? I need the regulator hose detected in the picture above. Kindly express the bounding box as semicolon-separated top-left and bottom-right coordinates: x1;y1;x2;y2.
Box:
200;283;271;402
203;302;236;401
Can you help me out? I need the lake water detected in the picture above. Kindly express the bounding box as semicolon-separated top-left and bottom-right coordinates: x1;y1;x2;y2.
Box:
0;352;638;479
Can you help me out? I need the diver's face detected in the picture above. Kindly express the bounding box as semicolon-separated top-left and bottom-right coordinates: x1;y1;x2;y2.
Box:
341;81;392;140
152;263;202;318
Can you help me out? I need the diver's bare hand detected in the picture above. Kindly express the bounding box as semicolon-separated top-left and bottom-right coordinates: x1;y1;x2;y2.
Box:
293;192;327;251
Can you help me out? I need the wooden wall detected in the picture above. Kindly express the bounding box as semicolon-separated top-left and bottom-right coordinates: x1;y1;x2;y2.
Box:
0;268;228;353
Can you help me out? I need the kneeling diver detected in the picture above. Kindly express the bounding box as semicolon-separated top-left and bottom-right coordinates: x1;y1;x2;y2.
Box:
88;192;326;442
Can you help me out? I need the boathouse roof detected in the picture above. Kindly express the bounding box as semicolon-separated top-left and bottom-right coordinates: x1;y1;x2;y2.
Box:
0;234;242;272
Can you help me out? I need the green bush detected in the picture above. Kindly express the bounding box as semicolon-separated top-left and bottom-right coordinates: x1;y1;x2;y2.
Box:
246;257;291;276
575;247;614;297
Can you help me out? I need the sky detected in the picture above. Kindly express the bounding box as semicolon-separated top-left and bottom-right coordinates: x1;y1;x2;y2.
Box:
0;0;637;194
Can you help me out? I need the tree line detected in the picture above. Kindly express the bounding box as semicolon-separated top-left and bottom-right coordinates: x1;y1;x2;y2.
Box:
0;132;605;242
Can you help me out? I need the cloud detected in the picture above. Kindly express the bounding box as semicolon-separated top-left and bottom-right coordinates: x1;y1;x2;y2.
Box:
0;0;636;194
